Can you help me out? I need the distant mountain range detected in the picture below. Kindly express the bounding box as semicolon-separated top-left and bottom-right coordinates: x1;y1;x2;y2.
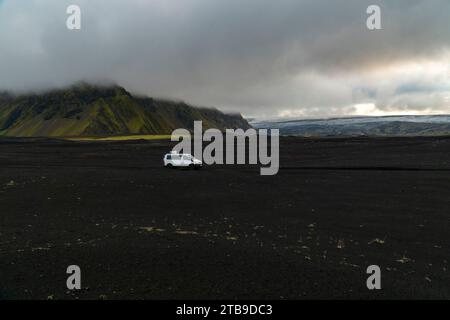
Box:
252;115;450;137
0;83;250;137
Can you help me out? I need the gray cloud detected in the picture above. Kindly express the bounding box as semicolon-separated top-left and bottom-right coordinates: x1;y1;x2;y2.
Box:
0;0;449;118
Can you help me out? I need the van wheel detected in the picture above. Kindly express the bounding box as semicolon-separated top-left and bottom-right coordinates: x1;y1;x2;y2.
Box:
189;164;195;170
167;164;173;169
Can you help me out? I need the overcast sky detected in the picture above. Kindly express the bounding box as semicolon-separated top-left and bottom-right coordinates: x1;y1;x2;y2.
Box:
0;0;449;119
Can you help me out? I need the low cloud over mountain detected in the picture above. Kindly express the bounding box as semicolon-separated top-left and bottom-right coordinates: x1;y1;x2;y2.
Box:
0;0;449;118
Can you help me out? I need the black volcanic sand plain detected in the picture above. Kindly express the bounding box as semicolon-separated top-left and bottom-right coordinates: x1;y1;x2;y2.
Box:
0;136;449;300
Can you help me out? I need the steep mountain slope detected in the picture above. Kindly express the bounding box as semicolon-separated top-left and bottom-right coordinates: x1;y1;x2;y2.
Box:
0;84;250;137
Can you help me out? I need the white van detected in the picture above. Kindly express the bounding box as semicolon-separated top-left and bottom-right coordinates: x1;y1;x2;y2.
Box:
164;152;202;169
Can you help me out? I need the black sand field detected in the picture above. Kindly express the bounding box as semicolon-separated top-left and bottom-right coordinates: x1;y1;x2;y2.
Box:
0;136;449;300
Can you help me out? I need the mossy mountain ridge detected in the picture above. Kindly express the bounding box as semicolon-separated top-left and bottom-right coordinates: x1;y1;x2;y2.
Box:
0;84;250;137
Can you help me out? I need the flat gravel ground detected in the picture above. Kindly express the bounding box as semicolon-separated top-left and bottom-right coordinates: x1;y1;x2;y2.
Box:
0;136;449;299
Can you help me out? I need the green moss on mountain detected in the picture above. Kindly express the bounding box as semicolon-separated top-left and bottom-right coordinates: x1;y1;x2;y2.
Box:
0;84;250;137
